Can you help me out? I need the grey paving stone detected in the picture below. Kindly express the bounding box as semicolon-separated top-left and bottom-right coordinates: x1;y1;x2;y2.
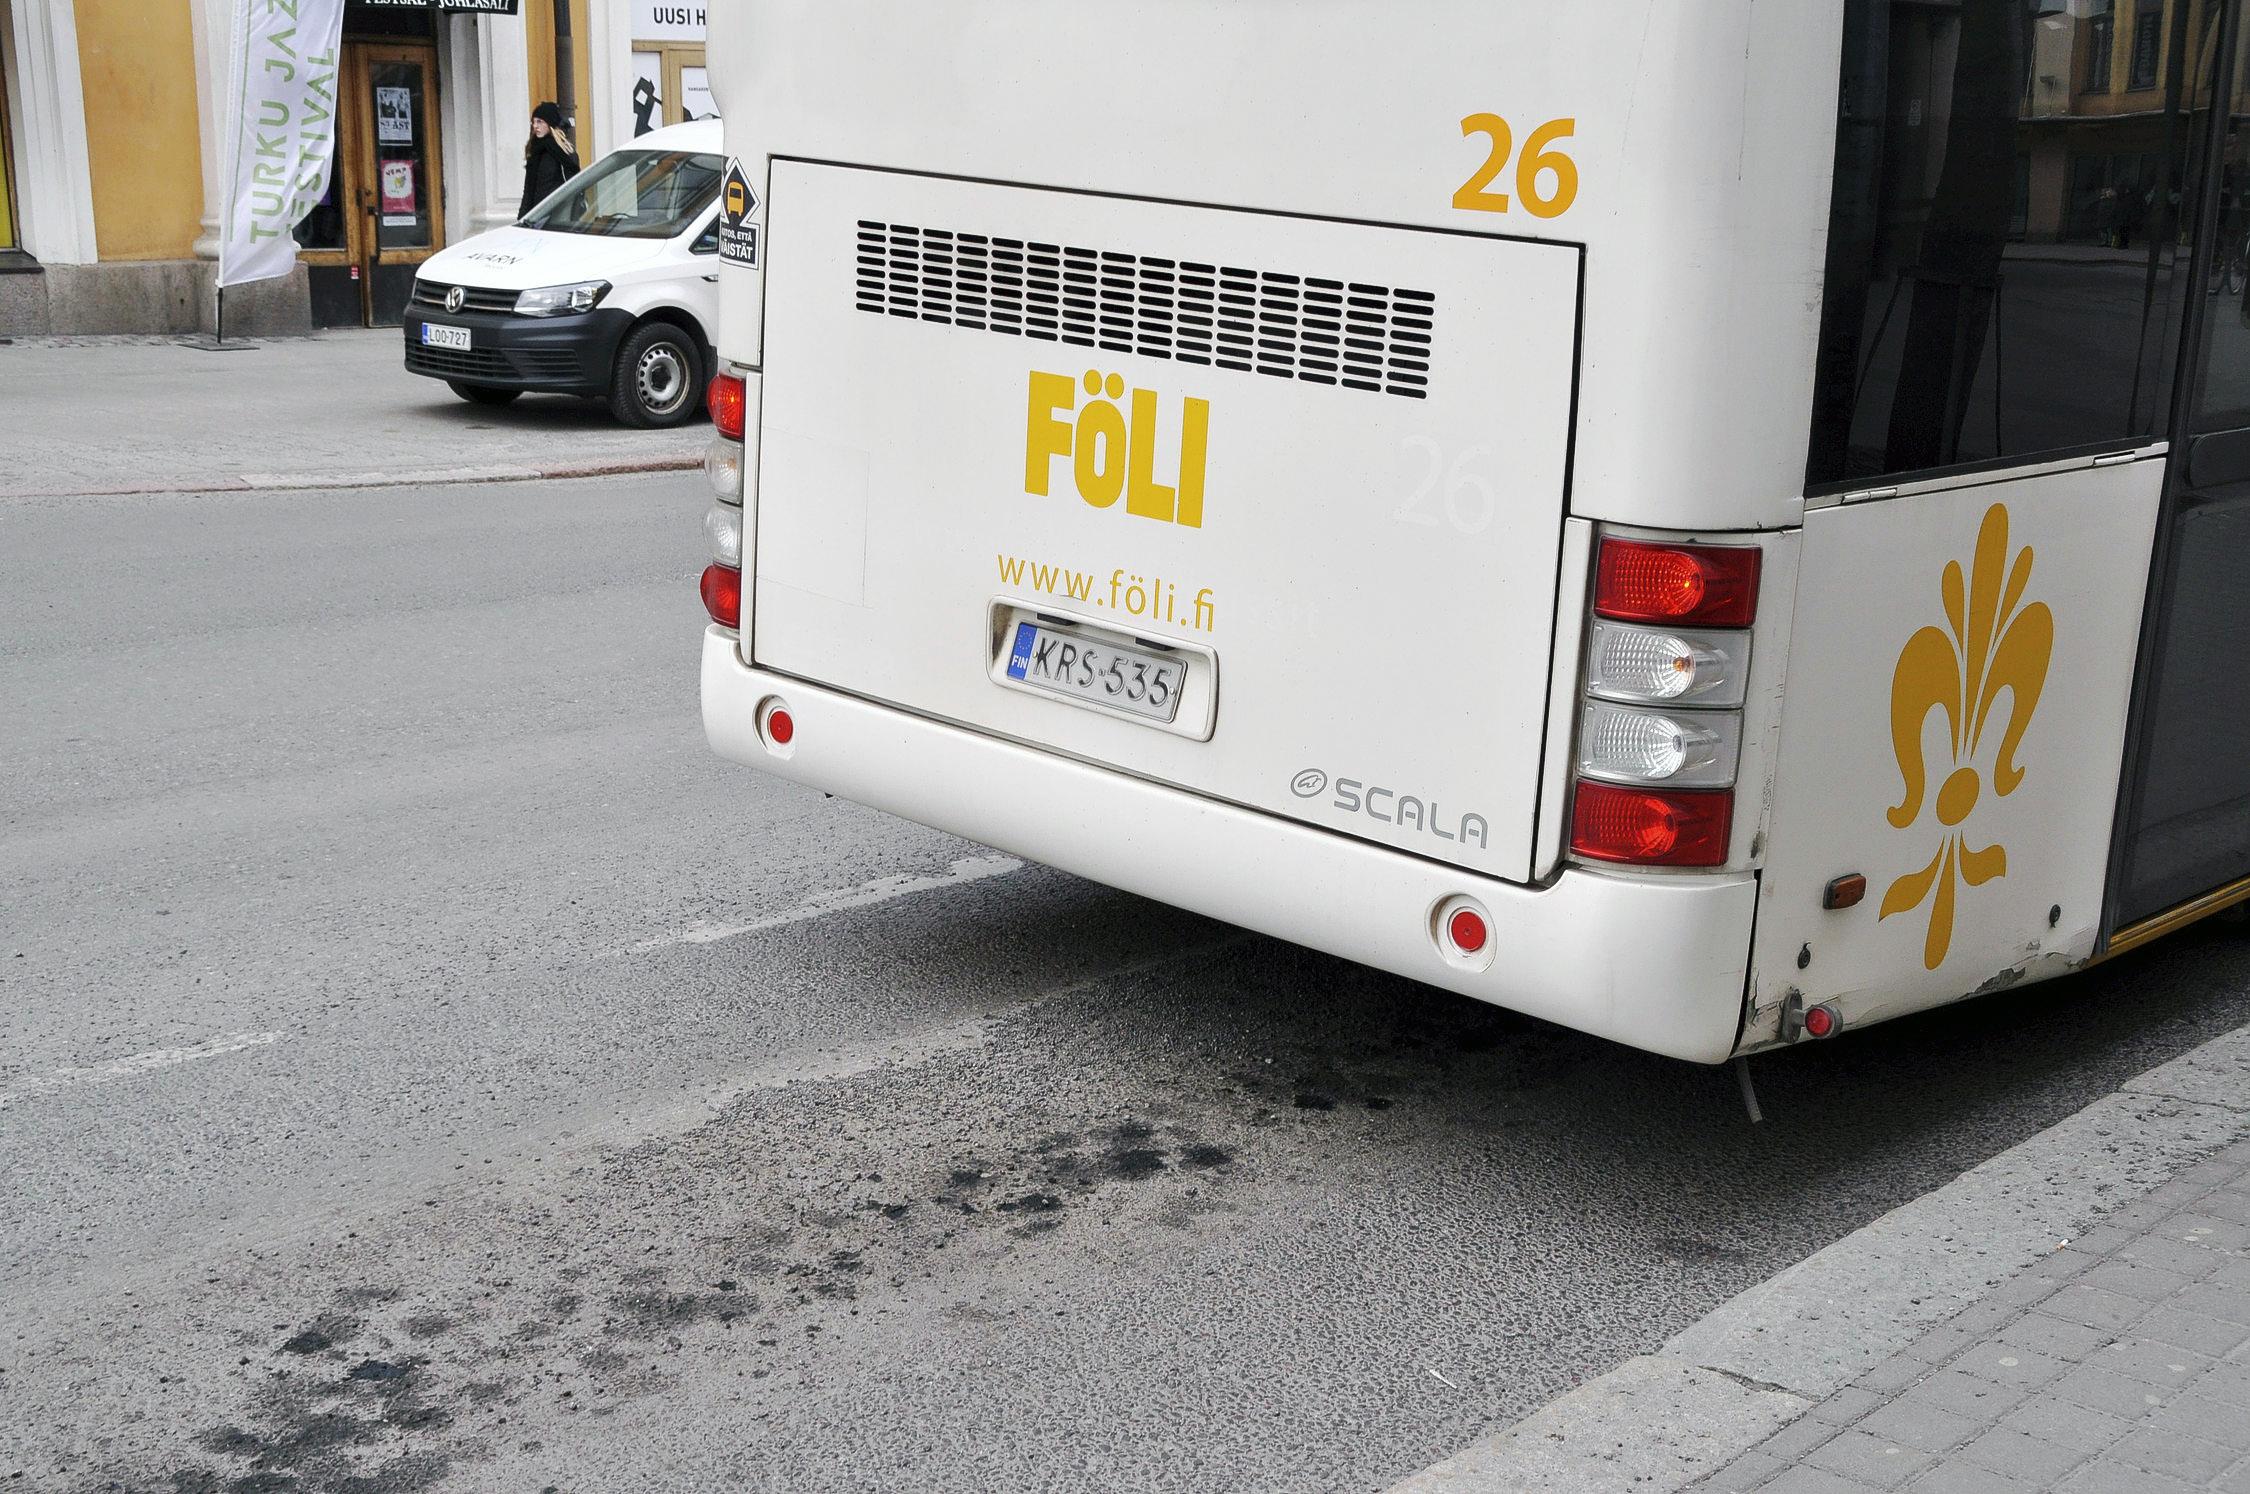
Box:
1761;1467;1880;1494
1944;1297;2027;1337
1901;1459;2039;1493
2067;1225;2137;1255
1983;1271;2062;1310
2193;1359;2250;1408
1756;1414;1842;1462
2053;1458;2203;1494
1906;1322;1982;1363
2078;1258;2196;1303
1701;1449;1788;1492
2106;1425;2239;1481
1950;1424;2087;1486
1856;1355;1934;1396
1997;1395;2134;1457
2215;1462;2250;1494
1949;1341;2067;1390
2212;1255;2250;1288
2114;1236;2226;1279
1901;1368;2032;1422
1805;1429;1934;1490
1994;1310;2111;1361
1857;1400;1984;1457
2177;1281;2250;1326
2173;1214;2250;1252
2177;1156;2250;1191
2091;1335;2215;1387
2042;1284;2153;1333
1807;1386;1886;1427
2046;1363;2174;1419
2105;1198;2184;1232
2148;1390;2250;1448
2135;1303;2250;1357
2203;1189;2250;1224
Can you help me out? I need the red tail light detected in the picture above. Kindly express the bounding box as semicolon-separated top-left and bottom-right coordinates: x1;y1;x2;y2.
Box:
1569;780;1733;867
708;372;746;440
1594;539;1761;628
700;563;741;628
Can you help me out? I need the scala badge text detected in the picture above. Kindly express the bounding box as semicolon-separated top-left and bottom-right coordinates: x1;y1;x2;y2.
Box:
1025;369;1210;527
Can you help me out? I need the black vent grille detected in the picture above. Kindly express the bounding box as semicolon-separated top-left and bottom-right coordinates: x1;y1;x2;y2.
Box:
853;221;1434;399
410;280;521;315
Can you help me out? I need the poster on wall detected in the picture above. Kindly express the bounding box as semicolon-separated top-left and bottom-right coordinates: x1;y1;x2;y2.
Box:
380;160;418;225
376;86;414;145
630;52;664;137
633;2;707;42
680;67;716;122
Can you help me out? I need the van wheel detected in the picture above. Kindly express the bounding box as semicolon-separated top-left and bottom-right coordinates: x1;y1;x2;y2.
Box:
448;382;522;407
610;323;704;428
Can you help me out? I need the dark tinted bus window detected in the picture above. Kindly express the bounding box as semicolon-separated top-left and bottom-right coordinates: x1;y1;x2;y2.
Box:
1806;0;2210;489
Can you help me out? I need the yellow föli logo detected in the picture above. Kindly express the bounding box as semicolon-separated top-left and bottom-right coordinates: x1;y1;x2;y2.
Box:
1024;370;1209;527
1878;503;2054;971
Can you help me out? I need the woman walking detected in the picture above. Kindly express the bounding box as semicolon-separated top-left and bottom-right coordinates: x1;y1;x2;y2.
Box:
520;102;580;218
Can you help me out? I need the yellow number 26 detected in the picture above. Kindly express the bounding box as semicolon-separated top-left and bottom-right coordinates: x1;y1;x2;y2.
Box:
1452;115;1578;220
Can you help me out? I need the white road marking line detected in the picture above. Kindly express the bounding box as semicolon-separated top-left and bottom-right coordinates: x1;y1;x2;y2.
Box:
0;1030;284;1108
616;854;1027;956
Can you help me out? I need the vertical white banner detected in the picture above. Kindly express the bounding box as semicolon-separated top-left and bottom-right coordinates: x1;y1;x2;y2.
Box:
218;0;350;289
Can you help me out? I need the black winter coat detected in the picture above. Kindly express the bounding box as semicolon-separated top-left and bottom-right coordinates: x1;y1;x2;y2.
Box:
520;136;580;218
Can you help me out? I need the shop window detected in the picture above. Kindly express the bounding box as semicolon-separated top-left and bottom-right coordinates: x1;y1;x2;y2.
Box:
2130;5;2164;89
1805;0;2204;490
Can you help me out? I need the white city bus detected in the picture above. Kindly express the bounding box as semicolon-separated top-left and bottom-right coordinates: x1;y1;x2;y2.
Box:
695;0;2250;1063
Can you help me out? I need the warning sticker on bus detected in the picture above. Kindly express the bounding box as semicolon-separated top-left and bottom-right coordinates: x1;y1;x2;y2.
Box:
719;159;760;269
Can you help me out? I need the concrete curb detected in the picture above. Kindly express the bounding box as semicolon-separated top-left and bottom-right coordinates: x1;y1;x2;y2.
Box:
1387;1023;2250;1494
10;453;703;501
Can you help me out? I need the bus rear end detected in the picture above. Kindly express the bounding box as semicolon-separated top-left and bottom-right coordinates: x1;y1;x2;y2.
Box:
700;1;1835;1063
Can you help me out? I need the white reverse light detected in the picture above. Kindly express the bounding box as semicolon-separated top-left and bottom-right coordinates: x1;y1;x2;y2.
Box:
1578;699;1740;788
705;438;743;502
1585;619;1748;707
704;501;744;568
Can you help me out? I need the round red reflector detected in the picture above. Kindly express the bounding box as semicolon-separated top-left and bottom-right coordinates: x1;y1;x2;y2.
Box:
766;707;795;746
1447;907;1489;955
699;562;741;628
1803;1004;1838;1039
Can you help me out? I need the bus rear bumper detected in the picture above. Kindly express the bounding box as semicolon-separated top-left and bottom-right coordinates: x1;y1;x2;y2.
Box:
702;628;1757;1064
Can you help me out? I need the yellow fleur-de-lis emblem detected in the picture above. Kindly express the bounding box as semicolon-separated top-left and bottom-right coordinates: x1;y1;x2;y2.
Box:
1878;504;2055;970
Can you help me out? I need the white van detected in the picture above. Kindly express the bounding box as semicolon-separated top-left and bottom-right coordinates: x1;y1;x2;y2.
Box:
403;119;724;428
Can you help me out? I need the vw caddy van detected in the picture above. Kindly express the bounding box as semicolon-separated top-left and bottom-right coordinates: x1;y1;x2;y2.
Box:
403;119;724;428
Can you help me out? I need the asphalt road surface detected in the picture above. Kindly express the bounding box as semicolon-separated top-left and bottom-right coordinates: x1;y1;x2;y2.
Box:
7;471;2250;1494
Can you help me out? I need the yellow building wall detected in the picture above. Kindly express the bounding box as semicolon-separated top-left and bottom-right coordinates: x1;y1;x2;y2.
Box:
525;0;596;148
75;0;206;261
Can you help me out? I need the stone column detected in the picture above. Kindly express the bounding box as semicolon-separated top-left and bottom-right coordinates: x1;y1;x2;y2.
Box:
7;0;99;265
185;0;230;263
476;13;532;232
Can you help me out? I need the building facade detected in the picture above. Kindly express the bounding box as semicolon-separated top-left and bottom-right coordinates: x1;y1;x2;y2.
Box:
0;0;709;335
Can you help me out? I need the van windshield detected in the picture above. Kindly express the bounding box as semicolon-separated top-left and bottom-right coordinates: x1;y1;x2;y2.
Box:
522;149;724;239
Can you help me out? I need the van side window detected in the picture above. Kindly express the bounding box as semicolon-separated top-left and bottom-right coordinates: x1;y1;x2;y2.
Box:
692;220;721;256
1805;0;2206;489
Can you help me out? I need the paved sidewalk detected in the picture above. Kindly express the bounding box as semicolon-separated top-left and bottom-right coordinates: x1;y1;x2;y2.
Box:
1701;1141;2250;1494
1391;1024;2250;1494
0;330;703;499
